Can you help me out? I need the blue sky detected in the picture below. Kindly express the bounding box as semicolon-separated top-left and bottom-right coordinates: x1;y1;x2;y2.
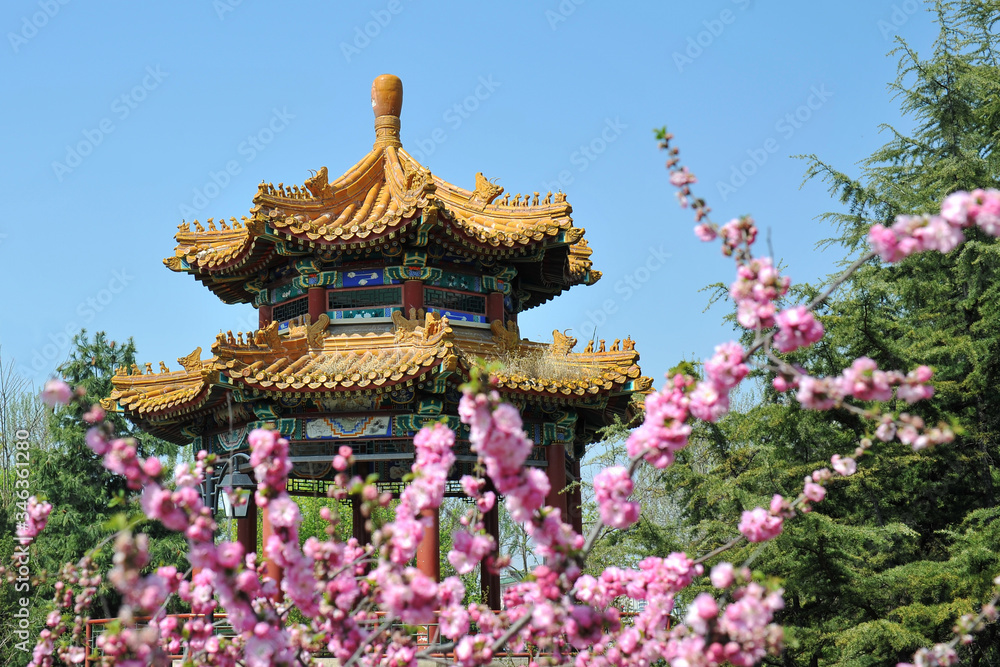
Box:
0;0;939;388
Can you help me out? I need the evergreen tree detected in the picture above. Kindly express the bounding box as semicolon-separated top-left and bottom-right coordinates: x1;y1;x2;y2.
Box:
25;332;186;624
633;3;1000;664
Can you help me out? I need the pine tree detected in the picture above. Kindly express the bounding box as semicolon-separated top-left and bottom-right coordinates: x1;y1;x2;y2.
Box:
636;3;1000;665
27;332;187;618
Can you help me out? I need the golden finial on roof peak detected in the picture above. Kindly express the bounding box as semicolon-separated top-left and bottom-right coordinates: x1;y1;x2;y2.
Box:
372;74;402;149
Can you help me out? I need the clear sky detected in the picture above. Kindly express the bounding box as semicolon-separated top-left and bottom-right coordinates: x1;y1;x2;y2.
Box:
0;0;939;389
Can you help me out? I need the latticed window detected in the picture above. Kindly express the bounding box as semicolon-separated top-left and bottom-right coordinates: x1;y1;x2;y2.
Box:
424;288;486;314
328;287;402;310
273;297;308;322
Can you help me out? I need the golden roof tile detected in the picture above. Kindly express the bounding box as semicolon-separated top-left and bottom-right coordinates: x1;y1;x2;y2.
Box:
108;314;652;427
164;76;601;307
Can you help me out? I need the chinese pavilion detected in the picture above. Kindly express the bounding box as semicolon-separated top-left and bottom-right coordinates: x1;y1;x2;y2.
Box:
104;75;652;609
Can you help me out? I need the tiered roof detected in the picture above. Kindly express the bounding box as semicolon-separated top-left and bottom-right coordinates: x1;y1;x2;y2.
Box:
105;311;651;445
164;80;599;310
108;75;651;449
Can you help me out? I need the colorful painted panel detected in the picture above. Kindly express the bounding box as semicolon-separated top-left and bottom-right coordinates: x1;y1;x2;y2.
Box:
426;307;488;324
272;283;307;303
429;271;482;292
342;269;384;287
215;425;249;452
304;415;392;439
328;307;397;320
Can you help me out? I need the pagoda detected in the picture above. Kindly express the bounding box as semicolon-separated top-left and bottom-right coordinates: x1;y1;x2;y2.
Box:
104;75;652;608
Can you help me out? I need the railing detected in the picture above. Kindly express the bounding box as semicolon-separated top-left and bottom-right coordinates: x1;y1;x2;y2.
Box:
84;611;645;666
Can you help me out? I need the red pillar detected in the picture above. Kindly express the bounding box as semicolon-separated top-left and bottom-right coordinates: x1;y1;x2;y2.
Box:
261;496;283;599
308;287;326;322
416;507;440;581
258;305;272;329
486;291;504;323
481;497;502;610
416;507;440;642
545;444;568;520
401;280;423;316
237;493;258;560
568;456;583;535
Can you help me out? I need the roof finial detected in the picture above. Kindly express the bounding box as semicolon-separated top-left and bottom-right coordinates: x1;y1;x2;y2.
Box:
372;74;402;149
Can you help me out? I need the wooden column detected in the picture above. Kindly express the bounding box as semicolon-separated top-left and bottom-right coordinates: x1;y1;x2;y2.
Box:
352;462;371;546
481;495;502;610
568;456;583;535
236;493;258;560
545;444;568;520
416;507;440;582
258;305;272;329
417;507;440;643
261;495;283;598
402;280;424;315
308;287;326;322
486;291;504;323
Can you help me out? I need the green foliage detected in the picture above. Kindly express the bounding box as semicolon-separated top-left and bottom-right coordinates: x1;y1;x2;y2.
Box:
620;3;1000;664
0;332;188;666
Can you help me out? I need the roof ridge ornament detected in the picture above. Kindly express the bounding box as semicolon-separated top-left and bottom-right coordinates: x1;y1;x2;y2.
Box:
372;74;403;149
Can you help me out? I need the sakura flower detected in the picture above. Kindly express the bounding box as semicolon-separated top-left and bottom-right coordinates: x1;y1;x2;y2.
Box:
738;507;783;543
40;379;73;407
773;306;824;353
593;466;640;529
831;454;857;476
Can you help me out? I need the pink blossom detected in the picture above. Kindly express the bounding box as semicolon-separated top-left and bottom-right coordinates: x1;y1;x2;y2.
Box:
795;375;845;411
912;215;964;253
83;404;106;423
688;380;730;423
448;530;495;574
694;223;717;241
669;166;697;186
868;223;904;262
941;191;973;227
16;497;52;540
710;562;735;589
593;466;640;529
897;365;935;403
831;454;857;476
839;357;893;401
40;379;73;407
969;188;1000;236
626;375;692;468
85;427;110;455
738;508;783;543
774;306;824;353
268;496;300;528
141;457;162;478
803;482;826;503
704;341;749;390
